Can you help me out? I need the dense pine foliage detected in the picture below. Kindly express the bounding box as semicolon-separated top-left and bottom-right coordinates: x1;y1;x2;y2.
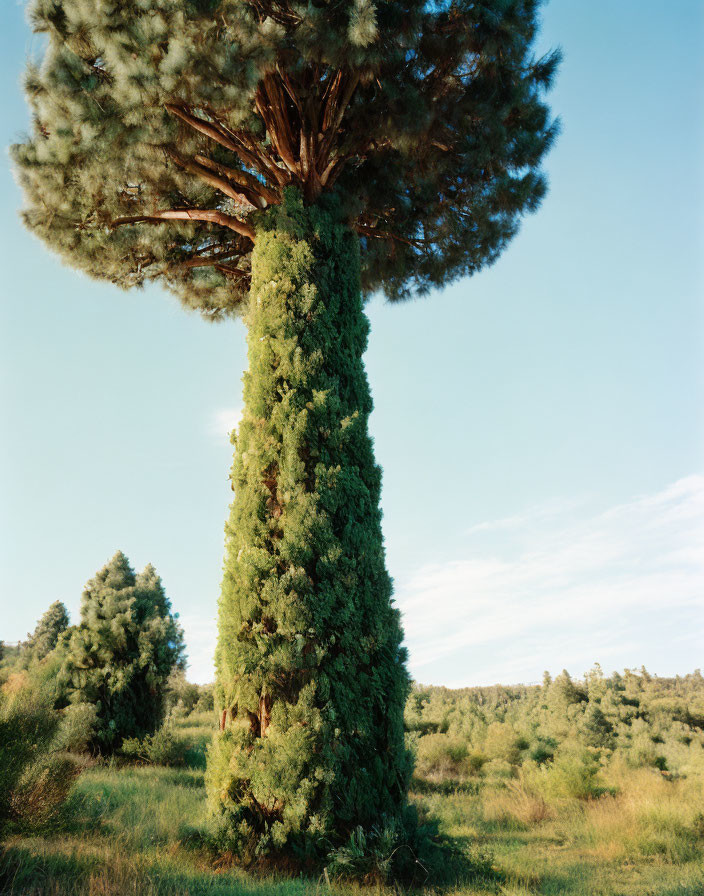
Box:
208;193;411;862
59;552;185;753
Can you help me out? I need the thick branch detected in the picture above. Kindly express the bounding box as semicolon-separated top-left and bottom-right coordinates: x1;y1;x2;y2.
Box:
194;155;278;207
203;105;291;187
166;102;242;154
112;208;255;241
317;71;360;172
182;249;244;269
215;263;251;279
166;148;257;211
256;75;299;175
166;102;287;188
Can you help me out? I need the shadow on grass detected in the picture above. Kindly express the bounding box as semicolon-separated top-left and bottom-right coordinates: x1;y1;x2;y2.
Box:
411;777;481;796
0;831;510;896
0;841;317;896
418;833;504;893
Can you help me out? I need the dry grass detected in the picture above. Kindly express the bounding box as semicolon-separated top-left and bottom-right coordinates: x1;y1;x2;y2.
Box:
482;778;553;828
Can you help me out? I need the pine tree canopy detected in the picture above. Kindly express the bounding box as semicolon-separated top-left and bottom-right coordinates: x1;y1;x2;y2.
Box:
13;0;559;319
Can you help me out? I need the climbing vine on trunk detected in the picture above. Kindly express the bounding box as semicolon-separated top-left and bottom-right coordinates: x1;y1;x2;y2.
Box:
206;192;412;860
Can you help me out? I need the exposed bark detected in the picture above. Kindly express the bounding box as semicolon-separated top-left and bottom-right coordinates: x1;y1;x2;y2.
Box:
194;156;278;207
165;148;257;210
259;693;272;737
111;208;255;241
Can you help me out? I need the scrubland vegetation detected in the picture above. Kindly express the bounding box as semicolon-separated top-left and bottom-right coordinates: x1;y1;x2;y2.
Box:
1;655;702;895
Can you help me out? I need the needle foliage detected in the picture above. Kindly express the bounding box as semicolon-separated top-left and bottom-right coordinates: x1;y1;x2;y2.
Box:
25;601;70;663
12;0;558;317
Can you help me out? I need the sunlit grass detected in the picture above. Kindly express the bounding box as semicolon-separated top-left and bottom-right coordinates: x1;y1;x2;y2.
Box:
1;714;703;895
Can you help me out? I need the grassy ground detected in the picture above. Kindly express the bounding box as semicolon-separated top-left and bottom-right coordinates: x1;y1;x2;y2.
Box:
1;713;702;896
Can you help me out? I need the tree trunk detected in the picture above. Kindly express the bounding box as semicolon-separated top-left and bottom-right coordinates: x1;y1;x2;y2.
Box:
207;191;411;863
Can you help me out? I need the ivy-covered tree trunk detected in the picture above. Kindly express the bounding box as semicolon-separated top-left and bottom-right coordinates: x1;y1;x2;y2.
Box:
207;192;411;861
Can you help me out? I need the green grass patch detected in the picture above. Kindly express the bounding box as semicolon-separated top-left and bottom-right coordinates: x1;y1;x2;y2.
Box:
2;713;703;895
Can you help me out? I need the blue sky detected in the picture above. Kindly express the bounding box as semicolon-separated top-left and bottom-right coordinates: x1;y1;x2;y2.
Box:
1;1;702;685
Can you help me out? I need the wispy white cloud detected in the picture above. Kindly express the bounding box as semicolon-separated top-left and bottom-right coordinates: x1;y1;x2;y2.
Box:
396;475;704;685
464;496;584;536
208;406;242;440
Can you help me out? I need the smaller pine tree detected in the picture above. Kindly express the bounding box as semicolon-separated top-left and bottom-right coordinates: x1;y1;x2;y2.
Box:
61;552;185;752
26;601;70;662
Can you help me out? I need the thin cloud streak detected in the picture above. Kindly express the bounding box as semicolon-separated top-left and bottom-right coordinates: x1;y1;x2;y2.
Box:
396;475;704;683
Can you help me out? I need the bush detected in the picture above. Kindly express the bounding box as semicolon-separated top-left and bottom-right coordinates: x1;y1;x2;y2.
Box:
121;723;188;767
415;734;471;780
60;552;185;754
483;771;553;827
483;722;525;765
57;703;97;754
194;686;215;713
8;756;79;828
0;684;80;831
324;808;448;886
538;742;604;800
482;759;515;781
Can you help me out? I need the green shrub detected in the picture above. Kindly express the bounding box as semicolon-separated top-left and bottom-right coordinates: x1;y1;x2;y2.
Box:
121;724;188;767
539;742;604;800
324;809;445;886
60;552;185;754
483;759;515;781
529;738;556;764
415;734;470;780
8;755;80;829
483;722;525;765
467;750;488;775
57;703;97;754
0;685;80;831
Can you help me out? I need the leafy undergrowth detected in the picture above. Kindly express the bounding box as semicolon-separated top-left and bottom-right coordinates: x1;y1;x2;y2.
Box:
1;712;703;896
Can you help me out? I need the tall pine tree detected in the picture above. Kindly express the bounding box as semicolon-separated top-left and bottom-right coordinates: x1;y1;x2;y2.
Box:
13;0;558;863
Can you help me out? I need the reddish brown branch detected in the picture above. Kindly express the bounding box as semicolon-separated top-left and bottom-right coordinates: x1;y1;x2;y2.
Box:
255;75;299;175
215;263;250;279
317;71;360;173
112;208;255;241
165;148;257;211
166;102;241;154
194;155;278;207
182;249;243;269
165;102;287;188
